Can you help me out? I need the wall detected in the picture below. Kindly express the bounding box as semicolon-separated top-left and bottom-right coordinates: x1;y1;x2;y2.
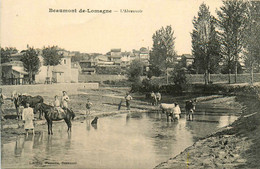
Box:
79;74;127;83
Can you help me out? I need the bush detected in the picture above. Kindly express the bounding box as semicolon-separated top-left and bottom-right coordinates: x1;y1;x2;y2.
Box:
171;68;187;86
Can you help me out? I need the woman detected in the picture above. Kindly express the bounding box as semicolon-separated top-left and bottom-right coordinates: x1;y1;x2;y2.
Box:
61;91;70;109
22;102;35;136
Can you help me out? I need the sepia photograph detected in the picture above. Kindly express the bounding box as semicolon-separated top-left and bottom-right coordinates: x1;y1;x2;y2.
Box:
0;0;260;168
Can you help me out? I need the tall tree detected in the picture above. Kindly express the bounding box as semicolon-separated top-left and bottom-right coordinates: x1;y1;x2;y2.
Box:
0;47;18;63
42;46;62;78
192;3;221;85
217;0;249;82
150;25;177;83
244;1;260;84
21;47;40;84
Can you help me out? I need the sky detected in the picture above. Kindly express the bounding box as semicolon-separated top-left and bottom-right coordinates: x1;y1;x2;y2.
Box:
0;0;223;55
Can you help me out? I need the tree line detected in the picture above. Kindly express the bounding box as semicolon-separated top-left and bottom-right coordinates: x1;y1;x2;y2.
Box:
134;0;259;86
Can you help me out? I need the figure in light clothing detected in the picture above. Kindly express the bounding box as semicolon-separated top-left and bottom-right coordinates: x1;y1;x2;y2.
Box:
125;93;133;110
173;103;181;120
53;95;64;114
22;102;35;136
61;91;70;109
155;92;161;105
151;91;156;106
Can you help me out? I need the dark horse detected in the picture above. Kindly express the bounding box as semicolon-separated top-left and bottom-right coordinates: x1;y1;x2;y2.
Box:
35;103;75;135
17;95;44;119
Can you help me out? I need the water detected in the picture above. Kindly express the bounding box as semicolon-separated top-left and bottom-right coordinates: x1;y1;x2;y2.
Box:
2;111;238;169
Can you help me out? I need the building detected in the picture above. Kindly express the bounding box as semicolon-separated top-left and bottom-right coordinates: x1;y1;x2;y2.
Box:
35;52;79;83
182;54;195;66
109;49;122;62
1;50;79;84
1;61;29;85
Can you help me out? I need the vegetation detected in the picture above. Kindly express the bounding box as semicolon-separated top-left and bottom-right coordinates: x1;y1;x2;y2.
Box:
244;1;260;84
150;25;177;75
21;47;40;84
0;47;18;63
42;46;62;78
217;0;249;82
191;3;221;85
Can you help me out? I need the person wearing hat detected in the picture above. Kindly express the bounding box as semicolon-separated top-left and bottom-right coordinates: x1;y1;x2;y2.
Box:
22;102;35;136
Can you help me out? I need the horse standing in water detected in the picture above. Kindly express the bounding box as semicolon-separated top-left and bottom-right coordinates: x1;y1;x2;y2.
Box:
35;103;75;135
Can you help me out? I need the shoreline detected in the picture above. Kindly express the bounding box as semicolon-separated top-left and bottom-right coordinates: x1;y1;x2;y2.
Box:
155;94;260;169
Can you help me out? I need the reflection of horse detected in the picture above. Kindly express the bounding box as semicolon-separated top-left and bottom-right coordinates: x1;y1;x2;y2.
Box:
35;103;75;135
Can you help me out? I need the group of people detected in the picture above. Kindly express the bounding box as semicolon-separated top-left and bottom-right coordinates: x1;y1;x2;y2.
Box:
151;91;161;106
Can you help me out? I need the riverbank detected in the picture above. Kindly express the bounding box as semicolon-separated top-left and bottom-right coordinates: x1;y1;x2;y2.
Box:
155;87;260;169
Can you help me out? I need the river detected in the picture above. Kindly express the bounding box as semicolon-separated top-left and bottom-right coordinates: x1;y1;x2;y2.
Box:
2;109;238;169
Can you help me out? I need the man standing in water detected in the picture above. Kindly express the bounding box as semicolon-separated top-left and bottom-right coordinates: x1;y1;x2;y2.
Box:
22;102;35;136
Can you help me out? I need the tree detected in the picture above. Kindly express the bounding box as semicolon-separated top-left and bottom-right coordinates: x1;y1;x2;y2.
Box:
192;3;221;85
244;1;260;84
217;0;249;82
0;47;18;63
150;25;177;83
21;47;40;84
127;59;144;91
127;59;144;82
42;46;62;78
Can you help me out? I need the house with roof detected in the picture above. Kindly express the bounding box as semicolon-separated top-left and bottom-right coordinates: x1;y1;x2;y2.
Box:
109;49;122;63
35;51;79;83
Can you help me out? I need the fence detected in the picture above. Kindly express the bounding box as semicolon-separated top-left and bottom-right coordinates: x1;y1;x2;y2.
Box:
186;73;260;84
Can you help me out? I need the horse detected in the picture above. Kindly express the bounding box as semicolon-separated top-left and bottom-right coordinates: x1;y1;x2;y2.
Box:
11;91;31;120
160;103;178;122
17;95;44;118
17;95;44;108
35;103;75;135
185;99;196;121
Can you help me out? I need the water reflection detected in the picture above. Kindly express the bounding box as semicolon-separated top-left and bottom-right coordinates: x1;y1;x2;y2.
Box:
218;115;238;128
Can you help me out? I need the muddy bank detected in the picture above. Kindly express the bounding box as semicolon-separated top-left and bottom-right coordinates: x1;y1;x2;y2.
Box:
155;94;260;169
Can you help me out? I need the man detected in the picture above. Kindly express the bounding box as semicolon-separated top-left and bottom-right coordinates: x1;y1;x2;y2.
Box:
125;92;133;110
86;98;92;116
0;88;7;121
155;92;161;105
151;91;156;106
22;102;35;136
61;91;70;109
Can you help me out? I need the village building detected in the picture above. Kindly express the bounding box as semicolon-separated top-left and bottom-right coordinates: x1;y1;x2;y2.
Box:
1;50;79;85
36;50;79;83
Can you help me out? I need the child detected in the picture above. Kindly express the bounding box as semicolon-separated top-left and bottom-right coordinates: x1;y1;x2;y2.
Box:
86;99;92;116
